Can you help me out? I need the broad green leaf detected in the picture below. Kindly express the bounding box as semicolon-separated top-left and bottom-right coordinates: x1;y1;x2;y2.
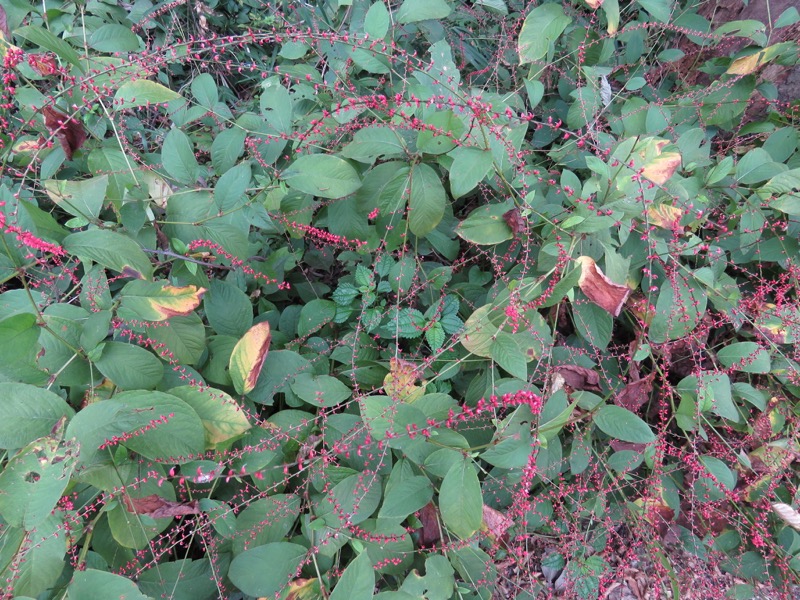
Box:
397;0;451;23
593;405;655;444
14;26;84;73
0;435;78;530
214;161;251;211
637;0;674;23
490;334;527;380
298;299;337;338
408;163;447;237
329;552;374;600
716;342;770;373
94;342;164;390
364;1;391;37
138;559;218;600
649;277;707;344
192;73;218;107
449;147;494;199
67;569;149;600
228;543;307;597
114;79;183;110
518;4;572;64
63;229;153;279
204;279;253;337
318;473;382;526
455;201;514;245
162;129;199;185
290;373;352;407
440;459;482;539
89;24;140;52
341;126;406;164
134;313;206;365
117;280;206;322
168;385;251;447
0;383;74;449
380;475;434;519
43;175;108;221
282;154;362;199
678;372;738;422
8;513;67;597
417;110;464;155
229;321;272;395
233;495;301;554
211;126;247;175
260;78;293;134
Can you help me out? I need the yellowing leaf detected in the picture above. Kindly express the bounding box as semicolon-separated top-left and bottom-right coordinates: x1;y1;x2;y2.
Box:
646;204;683;230
118;281;206;322
641;141;682;185
383;357;424;402
585;0;603;8
229;321;272;395
726;44;784;75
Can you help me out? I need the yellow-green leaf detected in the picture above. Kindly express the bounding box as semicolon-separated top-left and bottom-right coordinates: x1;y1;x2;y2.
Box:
118;280;206;322
229;322;272;395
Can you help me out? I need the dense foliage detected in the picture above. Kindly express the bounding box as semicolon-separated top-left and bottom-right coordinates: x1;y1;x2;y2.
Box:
1;0;800;597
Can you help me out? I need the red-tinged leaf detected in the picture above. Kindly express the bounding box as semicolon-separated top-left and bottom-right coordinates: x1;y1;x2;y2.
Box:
614;372;655;412
609;440;647;453
482;505;512;541
576;256;631;317
28;53;58;76
42;106;87;160
417;502;440;548
229;321;272;395
555;364;601;392
122;494;200;519
0;5;9;41
502;208;525;236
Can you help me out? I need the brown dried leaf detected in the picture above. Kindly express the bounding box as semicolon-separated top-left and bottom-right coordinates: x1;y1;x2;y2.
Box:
502;208;525;236
0;5;10;42
555;364;601;392
614;372;655;412
122;494;200;519
610;440;646;453
772;503;800;531
28;53;58;76
482;505;512;540
42;106;87;160
576;256;631;317
417;501;440;548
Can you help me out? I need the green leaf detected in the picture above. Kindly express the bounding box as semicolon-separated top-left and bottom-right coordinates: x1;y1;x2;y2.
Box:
518;4;572;64
417;111;464;155
716;342;770;373
260;78;293;134
211;127;247;175
0;435;78;530
232;495;301;553
228;543;307;597
168;385;251;447
113;79;183;110
380;475;434;519
134;312;207;365
63;229;153;279
318;473;382;526
439;458;482;539
407;163;446;237
298;299;337;338
593;405;655;444
214;161;251;211
43;175;108;221
138;559;218;600
649;277;707;344
329;552;374;600
9;514;67;597
341;126;406;164
449;147;494;199
637;0;674;23
204;280;253;337
290;373;352;407
89;24;140;52
397;0;452;23
14;25;84;73
192;73;218;107
365;1;391;37
490;334;527;380
455;201;514;245
282;155;362;199
94;342;164;390
162;129;199;185
67;569;149;600
425;321;446;351
0;383;74;449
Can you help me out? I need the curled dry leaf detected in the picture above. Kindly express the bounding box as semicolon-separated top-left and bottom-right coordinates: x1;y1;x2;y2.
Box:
555;364;601;392
482;505;513;541
576;256;631;317
122;494;200;519
614;372;655;412
417;501;441;548
772;503;800;532
42;106;87;160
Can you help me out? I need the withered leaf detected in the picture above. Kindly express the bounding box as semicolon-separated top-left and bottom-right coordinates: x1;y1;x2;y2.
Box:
614;372;655;412
555;364;601;392
610;440;646;453
482;505;512;540
502;208;525;236
417;501;441;548
28;53;58;76
122;494;200;519
641;140;682;185
43;106;87;160
576;256;631;317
